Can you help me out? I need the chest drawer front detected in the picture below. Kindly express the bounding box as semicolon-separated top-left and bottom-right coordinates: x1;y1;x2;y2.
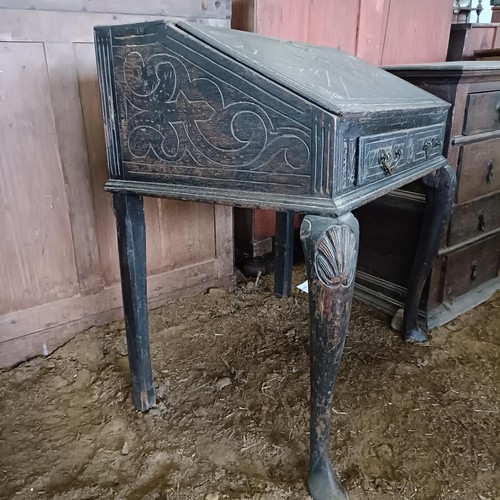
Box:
464;91;500;135
457;138;500;203
443;234;500;301
449;193;500;246
357;124;444;186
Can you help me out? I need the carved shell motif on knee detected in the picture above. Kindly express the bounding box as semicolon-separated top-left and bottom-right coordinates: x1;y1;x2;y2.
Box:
315;225;357;288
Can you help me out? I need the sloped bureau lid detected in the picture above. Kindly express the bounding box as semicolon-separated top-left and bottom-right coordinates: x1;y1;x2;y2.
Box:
178;22;448;117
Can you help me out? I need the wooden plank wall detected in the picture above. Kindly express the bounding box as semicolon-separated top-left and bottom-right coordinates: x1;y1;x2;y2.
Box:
0;1;233;368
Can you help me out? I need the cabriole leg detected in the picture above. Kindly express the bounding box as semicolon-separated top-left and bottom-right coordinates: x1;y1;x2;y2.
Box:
403;164;456;342
301;213;359;500
113;193;156;411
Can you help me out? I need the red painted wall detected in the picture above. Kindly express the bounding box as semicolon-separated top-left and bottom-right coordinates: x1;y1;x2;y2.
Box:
253;0;452;64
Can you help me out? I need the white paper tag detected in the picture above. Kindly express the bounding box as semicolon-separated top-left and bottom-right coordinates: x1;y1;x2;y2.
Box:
297;280;309;293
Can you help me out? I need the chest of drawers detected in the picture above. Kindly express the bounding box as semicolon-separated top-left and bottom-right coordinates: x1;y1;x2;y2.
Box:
354;62;500;328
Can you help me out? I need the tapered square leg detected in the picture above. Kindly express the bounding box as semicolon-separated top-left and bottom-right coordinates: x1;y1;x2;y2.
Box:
301;213;359;500
113;193;156;411
402;164;456;342
274;211;295;298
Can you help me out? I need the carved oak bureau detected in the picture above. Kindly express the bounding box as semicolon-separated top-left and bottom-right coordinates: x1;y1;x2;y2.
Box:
355;62;500;329
94;21;455;500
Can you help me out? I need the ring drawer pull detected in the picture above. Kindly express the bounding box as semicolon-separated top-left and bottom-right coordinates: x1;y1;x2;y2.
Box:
470;261;478;281
487;161;494;184
379;147;403;175
478;211;486;232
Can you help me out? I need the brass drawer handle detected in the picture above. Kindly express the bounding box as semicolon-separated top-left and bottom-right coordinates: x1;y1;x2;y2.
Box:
478;210;486;232
379;147;403;175
470;261;478;281
487;161;494;184
423;138;442;158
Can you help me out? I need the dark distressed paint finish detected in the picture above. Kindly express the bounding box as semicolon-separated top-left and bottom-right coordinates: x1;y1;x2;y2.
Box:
274;211;295;298
94;21;453;499
180;21;445;116
115;40;313;195
113;193;155;411
301;213;359;500
402;165;456;342
95;20;450;215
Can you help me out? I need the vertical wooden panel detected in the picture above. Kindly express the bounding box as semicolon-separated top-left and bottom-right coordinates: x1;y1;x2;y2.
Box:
143;197;164;275
308;0;359;54
464;26;496;58
214;205;234;279
254;209;276;240
381;0;452;65
0;42;79;315
494;27;500;48
356;0;391;64
232;0;255;31
73;42;120;286
45;42;104;295
144;199;217;276
156;200;217;272
255;0;310;41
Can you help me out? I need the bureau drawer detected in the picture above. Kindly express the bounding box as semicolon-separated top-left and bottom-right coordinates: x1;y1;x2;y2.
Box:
448;193;500;246
464;91;500;135
443;234;500;301
457;138;500;203
357;124;444;186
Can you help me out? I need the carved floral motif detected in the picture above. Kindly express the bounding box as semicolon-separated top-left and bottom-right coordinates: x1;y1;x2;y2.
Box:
120;47;310;173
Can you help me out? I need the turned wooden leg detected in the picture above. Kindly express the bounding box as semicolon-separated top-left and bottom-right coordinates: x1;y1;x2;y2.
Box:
274;211;295;298
301;213;359;500
113;193;156;411
403;164;456;342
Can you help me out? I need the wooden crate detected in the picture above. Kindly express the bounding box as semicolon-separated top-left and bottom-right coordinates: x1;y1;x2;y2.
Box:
0;0;233;368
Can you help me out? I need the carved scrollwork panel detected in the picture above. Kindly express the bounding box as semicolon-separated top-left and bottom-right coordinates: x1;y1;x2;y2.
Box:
111;41;313;194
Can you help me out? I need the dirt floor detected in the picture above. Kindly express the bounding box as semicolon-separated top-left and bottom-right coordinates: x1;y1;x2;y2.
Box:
1;266;499;500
